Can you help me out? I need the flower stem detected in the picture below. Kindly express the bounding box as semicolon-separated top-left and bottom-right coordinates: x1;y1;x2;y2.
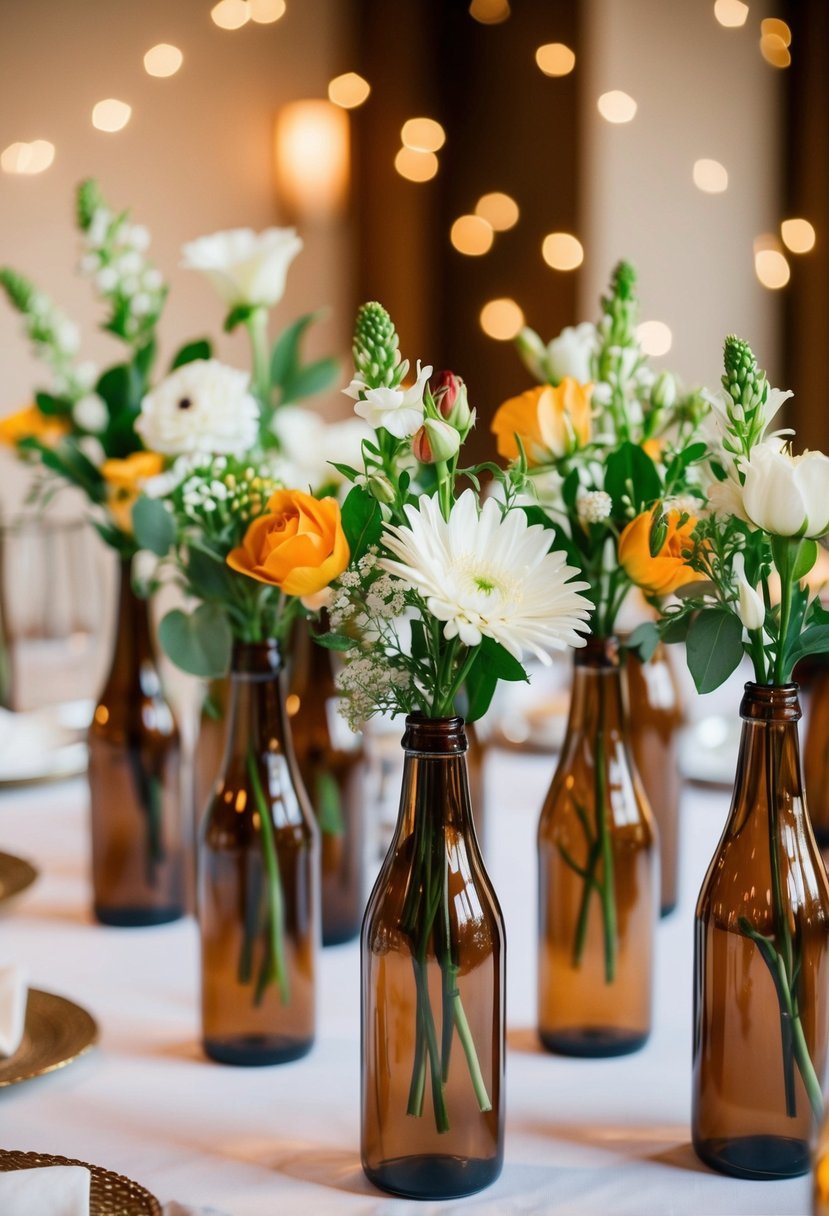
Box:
247;308;271;415
775;546;793;685
246;746;290;1005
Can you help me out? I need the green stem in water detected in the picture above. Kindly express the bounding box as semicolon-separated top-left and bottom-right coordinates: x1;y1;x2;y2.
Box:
246;747;290;1005
595;724;618;983
775;547;793;686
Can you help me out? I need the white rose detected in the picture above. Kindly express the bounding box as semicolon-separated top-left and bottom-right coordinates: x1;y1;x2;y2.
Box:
72;393;109;433
344;361;432;439
136;359;260;456
180;227;303;309
545;323;597;385
741;442;829;538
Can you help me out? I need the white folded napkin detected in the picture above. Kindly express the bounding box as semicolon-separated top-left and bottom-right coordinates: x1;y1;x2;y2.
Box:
0;965;27;1058
163;1204;230;1216
0;1165;90;1214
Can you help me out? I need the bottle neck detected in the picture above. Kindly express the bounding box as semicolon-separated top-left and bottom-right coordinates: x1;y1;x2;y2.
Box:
397;714;474;837
102;558;156;695
289;613;336;699
566;636;627;737
730;682;806;832
224;640;289;761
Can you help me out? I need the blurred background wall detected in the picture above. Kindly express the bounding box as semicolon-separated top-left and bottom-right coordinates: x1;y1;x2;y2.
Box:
0;0;818;506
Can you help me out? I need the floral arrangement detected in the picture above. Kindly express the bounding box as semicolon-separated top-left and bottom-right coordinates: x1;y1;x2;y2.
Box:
622;336;829;1121
328;300;592;1130
492;261;709;984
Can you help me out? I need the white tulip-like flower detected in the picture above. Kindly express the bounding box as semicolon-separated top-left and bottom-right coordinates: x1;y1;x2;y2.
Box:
546;323;597;385
136;360;260;456
379;489;592;663
741;442;829;539
270;405;372;493
345;361;432;439
733;552;766;631
72;393;109;434
180;227;303;309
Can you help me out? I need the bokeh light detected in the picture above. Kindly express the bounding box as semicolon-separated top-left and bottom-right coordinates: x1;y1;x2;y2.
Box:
401;118;446;153
475;192;519;231
394;147;439;183
210;0;250;30
1;140;55;175
450;215;494;256
143;44;183;78
542;232;584;271
92;99;132;132
781;218;816;254
637;320;673;356
469;0;510;25
480;298;524;340
693;158;729;193
328;72;370;109
713;0;749;28
597;90;637;123
535;43;576;77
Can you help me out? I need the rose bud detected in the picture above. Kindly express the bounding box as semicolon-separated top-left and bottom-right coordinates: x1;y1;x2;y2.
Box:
412;417;461;464
431;371;473;432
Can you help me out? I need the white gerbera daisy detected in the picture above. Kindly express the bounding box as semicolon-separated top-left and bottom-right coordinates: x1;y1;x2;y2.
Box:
379;489;592;663
344;361;432;439
137;359;259;457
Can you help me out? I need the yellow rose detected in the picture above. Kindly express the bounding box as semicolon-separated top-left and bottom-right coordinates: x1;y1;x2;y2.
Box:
0;403;69;447
101;451;165;534
618;508;703;597
491;378;592;466
227;488;350;597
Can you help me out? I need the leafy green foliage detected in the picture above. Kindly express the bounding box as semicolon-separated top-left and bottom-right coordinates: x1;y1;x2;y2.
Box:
626;621;660;663
464;636;528;723
170;339;212;370
686;608;744;693
224;303;258;333
604;442;661;516
270;311;339;403
158;604;233;678
132;496;175;556
340;485;383;564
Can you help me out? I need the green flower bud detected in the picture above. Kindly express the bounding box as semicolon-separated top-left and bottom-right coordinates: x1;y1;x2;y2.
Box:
353;301;401;388
367;472;396;505
651;370;676;411
413;417;461;464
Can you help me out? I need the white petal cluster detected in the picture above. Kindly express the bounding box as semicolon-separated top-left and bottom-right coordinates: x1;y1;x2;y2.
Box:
344;361;432;439
516;323;597;386
181;227;303;309
379;489;592;663
576;489;612;525
270;405;371;494
80;206;166;334
137;360;260;457
741;442;829;539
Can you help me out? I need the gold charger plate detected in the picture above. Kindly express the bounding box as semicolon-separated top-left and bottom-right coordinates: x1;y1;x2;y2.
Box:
0;851;38;904
0;1148;161;1215
0;989;98;1087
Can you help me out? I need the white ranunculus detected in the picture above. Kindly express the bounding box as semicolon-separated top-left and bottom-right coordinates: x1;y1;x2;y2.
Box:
545;323;597;385
270;405;371;493
345;361;432;439
741;442;829;538
136;359;260;456
72;393;109;433
180;227;303;309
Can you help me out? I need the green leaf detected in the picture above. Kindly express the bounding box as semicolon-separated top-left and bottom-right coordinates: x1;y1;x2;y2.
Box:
282;356;340;403
185;544;235;600
329;461;359;484
686;608;744;694
604;442;662;515
224;303;257;333
340;485;382;564
792;539;818;583
96;363;137;414
37;439;106;502
170;338;212;370
626;621;660;663
463;652;498;724
34;391;71;417
158;604;233;678
133;337;157;386
661;612;691;644
270;310;323;388
410;619;429;662
132;495;175;556
787;626;829;671
478;635;528;683
76;179;103;232
313;632;357;651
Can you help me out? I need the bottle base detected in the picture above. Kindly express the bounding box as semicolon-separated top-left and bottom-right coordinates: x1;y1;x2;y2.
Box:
694;1133;811;1179
94;904;184;927
363;1152;502;1200
539;1026;649;1057
203;1034;314;1067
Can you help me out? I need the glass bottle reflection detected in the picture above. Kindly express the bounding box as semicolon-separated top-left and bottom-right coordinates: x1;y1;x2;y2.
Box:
537;636;658;1056
288;618;366;946
362;715;504;1200
88;558;185;926
804;665;829;847
626;642;683;915
200;640;318;1066
693;683;829;1180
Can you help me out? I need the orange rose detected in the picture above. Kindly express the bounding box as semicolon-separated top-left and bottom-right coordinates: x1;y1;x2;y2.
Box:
642;437;664;463
491;378;592;466
618;508;703;597
101;451;165;533
227;488;350;597
0;403;69;447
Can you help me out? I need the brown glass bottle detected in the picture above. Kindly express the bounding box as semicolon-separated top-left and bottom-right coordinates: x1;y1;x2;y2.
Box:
804;666;829;847
537;636;658;1056
200;640;319;1066
193;675;230;825
626;642;683;916
693;683;829;1180
288;618;366;946
88;558;185;926
361;715;504;1200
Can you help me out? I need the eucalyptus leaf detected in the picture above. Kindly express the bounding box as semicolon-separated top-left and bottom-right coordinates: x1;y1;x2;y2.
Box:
282;356;340;403
132;495;175;556
686;608;744;694
158;604;232;678
626;621;660;663
787;625;829;671
270;310;322;387
313;632;357;651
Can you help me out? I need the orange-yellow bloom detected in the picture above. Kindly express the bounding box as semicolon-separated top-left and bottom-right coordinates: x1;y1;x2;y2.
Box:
0;403;69;447
618;508;703;597
227;488;350;596
491;378;592;466
101;451;165;534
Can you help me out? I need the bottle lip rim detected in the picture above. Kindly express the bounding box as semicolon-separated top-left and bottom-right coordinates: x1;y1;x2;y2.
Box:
402;712;468;754
740;681;801;721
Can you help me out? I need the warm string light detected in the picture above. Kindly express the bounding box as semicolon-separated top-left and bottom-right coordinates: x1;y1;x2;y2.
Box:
693;158;729;193
754;236;790;289
480;298;524;340
781;218;816;254
450;215;493;256
328;72;370;109
597;90;637;124
1;140;55;175
92;99;132;132
535;43;576;77
394;148;438;183
542;232;584;271
468;0;510;25
475;192;519;231
401;118;445;152
637;320;673;356
713;0;749;28
249;0;286;21
211;0;250;29
143;43;183;78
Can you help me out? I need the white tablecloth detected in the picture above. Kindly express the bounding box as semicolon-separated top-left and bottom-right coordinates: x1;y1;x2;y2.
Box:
0;748;817;1216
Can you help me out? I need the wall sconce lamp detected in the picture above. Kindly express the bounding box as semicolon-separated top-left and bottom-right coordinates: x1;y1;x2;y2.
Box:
274;99;349;223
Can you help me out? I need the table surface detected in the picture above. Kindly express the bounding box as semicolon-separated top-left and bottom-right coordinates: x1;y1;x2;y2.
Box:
0;744;818;1216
